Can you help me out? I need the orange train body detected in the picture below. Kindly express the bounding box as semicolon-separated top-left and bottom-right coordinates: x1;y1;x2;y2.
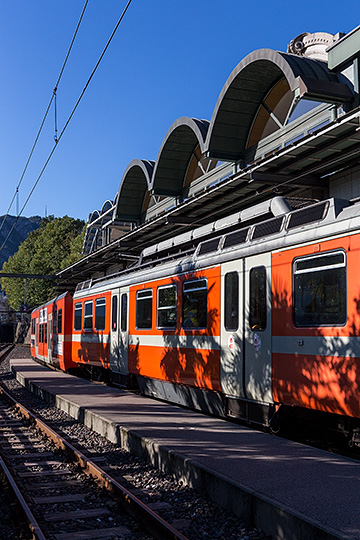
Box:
128;268;221;391
30;292;76;371
272;234;360;419
29;197;360;438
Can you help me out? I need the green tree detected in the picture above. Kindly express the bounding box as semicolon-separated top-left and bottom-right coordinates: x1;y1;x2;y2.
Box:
0;216;84;310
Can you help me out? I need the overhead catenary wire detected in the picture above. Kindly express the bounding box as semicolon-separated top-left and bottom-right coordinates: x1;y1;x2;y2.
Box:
0;0;89;237
0;0;133;255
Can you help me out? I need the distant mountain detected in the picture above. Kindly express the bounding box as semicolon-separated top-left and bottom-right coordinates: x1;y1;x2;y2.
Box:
0;215;42;270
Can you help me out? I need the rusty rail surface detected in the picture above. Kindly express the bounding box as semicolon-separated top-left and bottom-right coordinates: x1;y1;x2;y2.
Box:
0;434;46;540
0;343;14;361
0;382;189;540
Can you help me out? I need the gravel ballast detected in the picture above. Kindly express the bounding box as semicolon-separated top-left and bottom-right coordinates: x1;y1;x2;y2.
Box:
0;346;272;540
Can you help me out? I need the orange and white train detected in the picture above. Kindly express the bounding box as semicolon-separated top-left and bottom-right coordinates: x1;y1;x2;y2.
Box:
31;196;360;443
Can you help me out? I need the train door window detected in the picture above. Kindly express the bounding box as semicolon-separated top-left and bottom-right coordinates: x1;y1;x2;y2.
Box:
293;251;346;326
157;285;177;329
44;323;47;343
121;294;128;332
249;266;267;331
58;309;62;334
84;301;93;331
74;303;82;331
95;298;106;331
53;312;57;335
224;272;239;331
183;279;207;329
136;289;152;329
112;296;118;331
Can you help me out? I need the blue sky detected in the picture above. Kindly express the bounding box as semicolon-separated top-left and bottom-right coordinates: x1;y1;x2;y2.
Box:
0;1;358;222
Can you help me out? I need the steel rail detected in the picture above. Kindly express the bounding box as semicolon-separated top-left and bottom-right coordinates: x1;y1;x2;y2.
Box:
0;452;46;540
0;382;190;540
0;343;14;361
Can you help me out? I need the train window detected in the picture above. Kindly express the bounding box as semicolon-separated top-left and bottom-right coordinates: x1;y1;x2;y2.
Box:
249;266;267;331
53;313;57;335
157;285;177;329
121;294;128;332
44;323;47;344
225;272;239;331
84;301;93;331
58;309;62;334
136;289;152;329
112;296;118;331
183;279;207;329
293;251;346;326
74;303;82;331
95;298;106;331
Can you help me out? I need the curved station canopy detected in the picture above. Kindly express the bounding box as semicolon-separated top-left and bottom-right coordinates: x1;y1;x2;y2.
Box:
58;29;360;289
204;48;352;161
109;44;352;225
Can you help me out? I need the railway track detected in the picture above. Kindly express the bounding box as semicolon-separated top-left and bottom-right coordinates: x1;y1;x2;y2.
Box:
0;382;189;540
0;342;14;358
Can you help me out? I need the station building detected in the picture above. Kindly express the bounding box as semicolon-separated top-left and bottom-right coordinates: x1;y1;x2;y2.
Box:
57;26;360;291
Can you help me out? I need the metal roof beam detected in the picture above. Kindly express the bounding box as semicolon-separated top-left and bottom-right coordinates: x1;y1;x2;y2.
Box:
0;273;57;280
250;172;323;188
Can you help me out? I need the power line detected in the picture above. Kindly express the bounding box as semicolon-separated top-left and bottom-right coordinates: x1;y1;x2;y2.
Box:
0;0;89;237
0;0;134;255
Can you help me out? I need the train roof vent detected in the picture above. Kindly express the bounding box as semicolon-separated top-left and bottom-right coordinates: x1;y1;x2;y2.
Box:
75;279;92;292
252;216;284;240
197;237;221;256
141;244;158;259
287;201;329;230
223;227;249;250
173;230;193;247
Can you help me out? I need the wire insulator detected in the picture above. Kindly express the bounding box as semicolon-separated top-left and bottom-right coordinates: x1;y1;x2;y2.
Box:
53;88;58;143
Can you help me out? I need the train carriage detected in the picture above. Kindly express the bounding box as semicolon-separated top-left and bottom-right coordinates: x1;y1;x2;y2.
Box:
70;289;111;374
31;196;360;443
31;292;76;371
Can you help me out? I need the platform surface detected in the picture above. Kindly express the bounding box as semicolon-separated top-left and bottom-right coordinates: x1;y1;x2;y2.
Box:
10;358;360;540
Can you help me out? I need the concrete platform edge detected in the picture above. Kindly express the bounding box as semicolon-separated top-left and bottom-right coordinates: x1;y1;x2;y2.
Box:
13;366;352;540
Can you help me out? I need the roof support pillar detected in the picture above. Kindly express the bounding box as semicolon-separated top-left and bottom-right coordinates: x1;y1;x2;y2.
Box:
353;55;360;107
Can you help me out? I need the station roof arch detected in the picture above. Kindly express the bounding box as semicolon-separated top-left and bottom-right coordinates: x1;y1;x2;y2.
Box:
88;210;100;223
204;48;353;162
114;159;154;222
150;117;209;197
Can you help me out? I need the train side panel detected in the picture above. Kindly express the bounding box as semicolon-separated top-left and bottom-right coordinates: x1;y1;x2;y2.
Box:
272;234;360;418
54;293;77;371
71;291;111;369
31;293;76;370
128;267;221;392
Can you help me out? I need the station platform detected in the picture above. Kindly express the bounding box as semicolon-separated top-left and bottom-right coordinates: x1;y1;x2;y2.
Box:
9;357;360;540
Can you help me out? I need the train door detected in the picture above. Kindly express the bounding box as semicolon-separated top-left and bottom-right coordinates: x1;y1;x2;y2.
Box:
110;290;120;372
244;253;273;404
48;312;53;363
118;289;129;374
35;318;39;357
220;260;244;397
110;288;129;375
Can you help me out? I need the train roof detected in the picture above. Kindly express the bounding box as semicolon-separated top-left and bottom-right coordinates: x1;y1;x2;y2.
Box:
31;291;70;314
72;195;360;297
